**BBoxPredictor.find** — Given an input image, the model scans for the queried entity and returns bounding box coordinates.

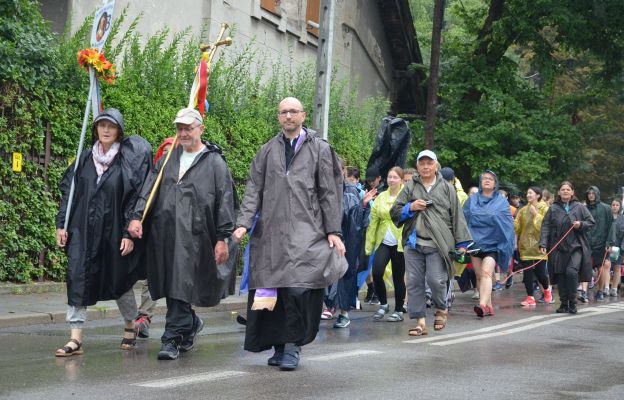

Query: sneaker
[610,288,618,297]
[333,314,351,328]
[521,296,537,306]
[157,341,179,360]
[556,303,569,313]
[364,286,374,303]
[543,288,553,304]
[596,291,605,302]
[180,316,204,352]
[447,292,455,310]
[473,304,485,318]
[578,290,589,303]
[386,311,404,322]
[134,315,151,339]
[492,281,503,291]
[369,294,381,305]
[401,305,408,314]
[321,308,333,320]
[471,291,480,300]
[372,304,389,321]
[425,298,432,308]
[589,277,595,289]
[568,303,578,314]
[505,276,513,289]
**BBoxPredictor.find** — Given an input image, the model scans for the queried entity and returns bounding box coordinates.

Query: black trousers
[555,250,581,306]
[372,243,406,312]
[522,260,550,295]
[161,297,195,344]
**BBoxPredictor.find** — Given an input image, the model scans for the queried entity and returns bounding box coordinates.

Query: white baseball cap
[417,149,437,161]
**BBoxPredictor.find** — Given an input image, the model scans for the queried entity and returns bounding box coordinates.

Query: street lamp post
[312,0,335,141]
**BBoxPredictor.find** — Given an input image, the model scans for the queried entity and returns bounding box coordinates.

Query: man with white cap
[390,150,472,336]
[128,107,235,360]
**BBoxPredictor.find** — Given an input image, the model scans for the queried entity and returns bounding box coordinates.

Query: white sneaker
[471,291,480,300]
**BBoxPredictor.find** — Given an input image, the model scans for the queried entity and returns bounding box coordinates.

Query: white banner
[90,1,115,51]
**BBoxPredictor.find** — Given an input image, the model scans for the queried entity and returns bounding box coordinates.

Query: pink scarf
[92,141,120,184]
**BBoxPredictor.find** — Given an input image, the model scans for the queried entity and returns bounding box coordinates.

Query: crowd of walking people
[53,98,624,370]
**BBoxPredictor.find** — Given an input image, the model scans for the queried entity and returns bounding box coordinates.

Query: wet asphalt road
[1,287,624,400]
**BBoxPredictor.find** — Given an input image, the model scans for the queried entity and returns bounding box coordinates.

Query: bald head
[277,97,306,138]
[279,97,304,111]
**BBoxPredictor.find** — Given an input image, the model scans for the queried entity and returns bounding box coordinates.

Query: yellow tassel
[251,297,277,311]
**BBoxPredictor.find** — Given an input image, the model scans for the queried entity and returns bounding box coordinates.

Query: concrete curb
[0,299,250,329]
[0,278,402,329]
[0,282,66,296]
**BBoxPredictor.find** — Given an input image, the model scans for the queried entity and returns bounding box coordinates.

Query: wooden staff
[141,23,231,223]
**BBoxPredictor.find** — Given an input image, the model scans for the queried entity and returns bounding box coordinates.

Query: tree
[408,0,624,192]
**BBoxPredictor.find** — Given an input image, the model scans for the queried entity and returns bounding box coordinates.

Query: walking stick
[140,23,232,223]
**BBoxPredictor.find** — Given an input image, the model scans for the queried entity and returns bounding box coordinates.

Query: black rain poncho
[131,141,235,307]
[56,133,152,306]
[540,200,595,283]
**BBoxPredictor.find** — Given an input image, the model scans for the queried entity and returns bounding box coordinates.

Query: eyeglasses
[278,109,303,117]
[176,123,201,133]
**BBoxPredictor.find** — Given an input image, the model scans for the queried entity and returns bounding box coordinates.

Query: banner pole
[63,67,95,230]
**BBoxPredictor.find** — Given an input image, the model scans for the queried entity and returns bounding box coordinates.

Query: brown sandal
[120,328,137,350]
[434,309,448,331]
[408,324,428,336]
[55,339,84,357]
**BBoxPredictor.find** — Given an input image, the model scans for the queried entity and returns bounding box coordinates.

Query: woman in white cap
[54,108,152,356]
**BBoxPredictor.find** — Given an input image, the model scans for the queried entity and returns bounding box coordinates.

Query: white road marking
[403,314,553,344]
[307,349,382,361]
[134,371,249,388]
[431,306,622,346]
[402,304,623,347]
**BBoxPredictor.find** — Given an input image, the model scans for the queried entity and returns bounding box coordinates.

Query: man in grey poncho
[233,97,347,371]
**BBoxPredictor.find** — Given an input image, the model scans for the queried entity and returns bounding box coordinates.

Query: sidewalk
[0,282,248,329]
[0,279,424,329]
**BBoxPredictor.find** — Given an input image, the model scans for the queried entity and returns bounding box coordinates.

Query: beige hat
[173,108,202,125]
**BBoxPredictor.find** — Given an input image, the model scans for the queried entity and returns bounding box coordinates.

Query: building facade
[42,0,425,114]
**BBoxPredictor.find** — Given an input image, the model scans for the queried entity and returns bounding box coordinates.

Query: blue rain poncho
[463,170,515,272]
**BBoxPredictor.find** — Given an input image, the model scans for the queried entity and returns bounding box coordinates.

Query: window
[261,0,281,16]
[306,0,320,37]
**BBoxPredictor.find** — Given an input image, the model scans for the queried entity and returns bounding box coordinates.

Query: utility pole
[312,0,335,141]
[424,0,445,149]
